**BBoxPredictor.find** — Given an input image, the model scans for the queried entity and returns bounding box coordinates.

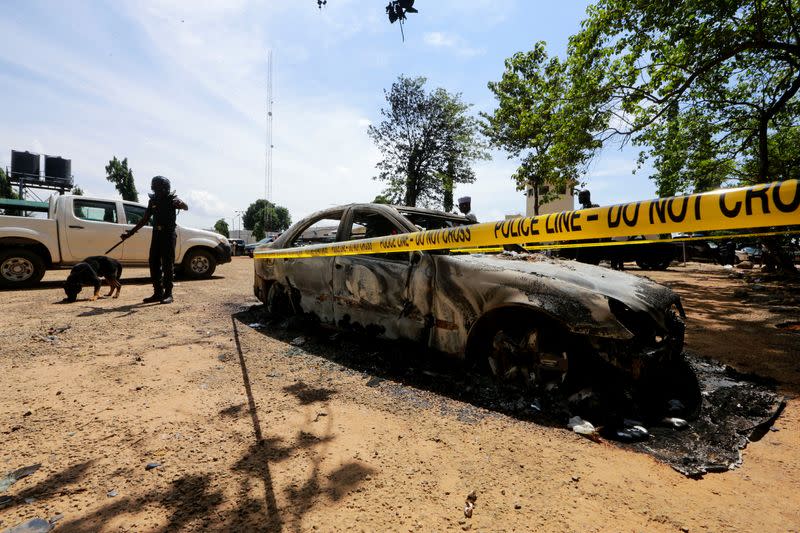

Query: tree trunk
[442,159,454,212]
[405,149,420,207]
[756,114,797,275]
[533,185,539,216]
[757,112,769,182]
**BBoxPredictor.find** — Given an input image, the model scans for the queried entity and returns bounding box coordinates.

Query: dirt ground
[1,257,799,532]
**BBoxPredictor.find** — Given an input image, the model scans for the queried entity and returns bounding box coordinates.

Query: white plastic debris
[567,416,596,436]
[663,417,689,429]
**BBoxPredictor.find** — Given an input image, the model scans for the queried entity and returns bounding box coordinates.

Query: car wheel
[0,248,46,288]
[181,248,217,279]
[486,323,569,388]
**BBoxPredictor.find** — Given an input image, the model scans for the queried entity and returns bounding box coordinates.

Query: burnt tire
[181,248,217,279]
[0,248,46,288]
[471,310,571,389]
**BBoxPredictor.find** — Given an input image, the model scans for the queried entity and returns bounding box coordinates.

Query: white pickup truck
[0,194,232,288]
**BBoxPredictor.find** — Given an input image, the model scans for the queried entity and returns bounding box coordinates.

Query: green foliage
[368,75,488,208]
[0,168,22,216]
[242,199,291,232]
[105,157,139,202]
[252,220,266,241]
[372,194,392,205]
[213,218,230,238]
[0,168,15,199]
[71,186,84,196]
[570,0,800,191]
[482,42,604,214]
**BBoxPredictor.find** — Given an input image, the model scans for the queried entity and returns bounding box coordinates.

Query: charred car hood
[444,253,682,335]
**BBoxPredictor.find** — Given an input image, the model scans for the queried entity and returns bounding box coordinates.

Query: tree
[0,168,22,216]
[372,194,392,204]
[570,0,800,187]
[71,186,84,196]
[105,157,139,202]
[0,168,15,199]
[252,220,266,241]
[570,0,800,272]
[368,75,488,208]
[214,218,230,238]
[482,42,605,214]
[242,199,291,232]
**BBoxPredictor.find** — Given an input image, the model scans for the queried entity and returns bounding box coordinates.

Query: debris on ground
[567,416,598,440]
[2,517,52,533]
[463,491,477,518]
[0,464,41,493]
[290,336,307,346]
[107,489,118,497]
[145,462,161,471]
[247,322,265,329]
[365,376,384,388]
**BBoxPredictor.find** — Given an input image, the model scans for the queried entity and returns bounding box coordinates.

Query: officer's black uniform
[121,176,188,304]
[148,192,179,300]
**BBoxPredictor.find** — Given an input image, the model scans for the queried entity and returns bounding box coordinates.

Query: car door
[332,207,432,342]
[276,210,345,325]
[65,198,125,261]
[121,203,152,263]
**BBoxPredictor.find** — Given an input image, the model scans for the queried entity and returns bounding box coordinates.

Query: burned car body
[253,204,688,393]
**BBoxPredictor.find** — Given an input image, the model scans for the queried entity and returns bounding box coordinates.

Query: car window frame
[73,198,119,224]
[123,203,151,226]
[286,208,347,248]
[339,206,411,263]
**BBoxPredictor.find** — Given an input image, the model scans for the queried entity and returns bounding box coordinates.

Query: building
[525,181,575,216]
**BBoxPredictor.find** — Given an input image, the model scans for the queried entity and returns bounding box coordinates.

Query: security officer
[578,189,599,209]
[458,196,478,223]
[121,176,188,304]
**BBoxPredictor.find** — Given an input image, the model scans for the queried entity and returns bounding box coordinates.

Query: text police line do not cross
[254,179,800,260]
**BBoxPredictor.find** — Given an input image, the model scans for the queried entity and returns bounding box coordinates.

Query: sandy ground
[1,257,799,532]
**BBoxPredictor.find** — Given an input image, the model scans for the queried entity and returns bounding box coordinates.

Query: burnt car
[253,204,691,403]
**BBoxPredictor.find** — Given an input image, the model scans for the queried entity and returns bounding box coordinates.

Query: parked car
[254,203,689,399]
[0,194,231,288]
[735,246,763,263]
[245,236,276,257]
[558,236,676,270]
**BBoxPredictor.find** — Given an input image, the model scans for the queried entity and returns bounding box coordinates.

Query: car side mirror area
[410,250,423,265]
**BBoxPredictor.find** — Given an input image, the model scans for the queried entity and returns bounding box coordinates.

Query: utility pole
[264,49,274,232]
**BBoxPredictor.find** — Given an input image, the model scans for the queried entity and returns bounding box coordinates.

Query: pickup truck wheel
[0,248,46,288]
[182,248,217,279]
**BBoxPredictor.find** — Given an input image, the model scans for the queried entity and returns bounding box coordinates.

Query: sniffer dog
[63,256,123,302]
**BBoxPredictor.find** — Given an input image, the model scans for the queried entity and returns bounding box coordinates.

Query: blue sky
[0,0,656,230]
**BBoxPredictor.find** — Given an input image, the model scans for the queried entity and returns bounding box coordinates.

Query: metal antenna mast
[264,49,274,231]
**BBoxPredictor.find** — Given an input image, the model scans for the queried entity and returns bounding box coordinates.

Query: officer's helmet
[150,175,171,196]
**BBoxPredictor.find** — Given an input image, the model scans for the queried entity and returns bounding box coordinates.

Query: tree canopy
[213,218,230,238]
[242,199,291,233]
[368,75,488,208]
[105,157,139,202]
[482,42,605,214]
[71,186,84,196]
[569,0,800,194]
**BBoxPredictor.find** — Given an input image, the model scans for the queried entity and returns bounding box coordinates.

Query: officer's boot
[143,289,164,303]
[160,291,173,304]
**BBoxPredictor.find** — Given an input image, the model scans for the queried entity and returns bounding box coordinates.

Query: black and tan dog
[63,256,124,302]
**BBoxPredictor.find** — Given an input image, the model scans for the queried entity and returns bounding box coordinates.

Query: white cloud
[186,190,233,218]
[423,31,484,58]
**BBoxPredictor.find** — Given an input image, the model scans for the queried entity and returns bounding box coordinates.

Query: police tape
[449,229,800,254]
[254,179,800,260]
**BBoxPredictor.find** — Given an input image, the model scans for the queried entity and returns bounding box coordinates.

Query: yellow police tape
[254,179,800,260]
